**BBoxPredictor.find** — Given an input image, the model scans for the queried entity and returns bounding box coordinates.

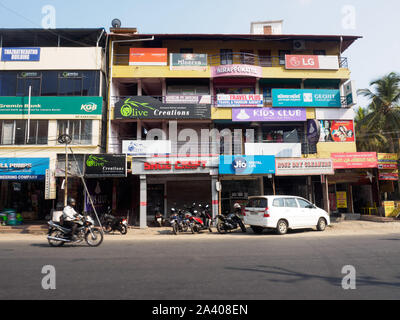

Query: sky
[0,0,399,109]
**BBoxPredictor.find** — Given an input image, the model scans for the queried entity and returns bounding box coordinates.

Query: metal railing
[113,52,348,68]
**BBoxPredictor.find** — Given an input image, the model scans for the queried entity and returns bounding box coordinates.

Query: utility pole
[58,132,72,206]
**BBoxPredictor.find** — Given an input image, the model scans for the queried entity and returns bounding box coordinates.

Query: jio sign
[219,155,275,175]
[232,157,247,174]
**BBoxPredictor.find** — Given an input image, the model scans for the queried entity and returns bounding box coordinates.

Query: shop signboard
[275,158,334,176]
[131,156,218,175]
[84,154,126,178]
[377,153,398,170]
[219,155,275,175]
[383,201,396,217]
[0,158,49,180]
[331,152,378,169]
[211,64,262,78]
[114,96,211,120]
[315,108,355,120]
[129,48,168,66]
[1,47,40,61]
[319,120,355,142]
[217,94,263,107]
[379,171,399,181]
[285,55,339,70]
[272,89,342,107]
[245,143,302,158]
[45,169,56,200]
[232,107,306,122]
[164,95,211,104]
[170,53,208,70]
[342,80,357,107]
[122,140,171,157]
[0,96,103,119]
[336,191,347,208]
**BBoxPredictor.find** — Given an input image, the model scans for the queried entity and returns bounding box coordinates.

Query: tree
[356,72,400,153]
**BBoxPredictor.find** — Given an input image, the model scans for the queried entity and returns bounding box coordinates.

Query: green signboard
[0,96,103,115]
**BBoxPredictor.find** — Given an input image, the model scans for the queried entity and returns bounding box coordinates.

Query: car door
[283,197,300,228]
[296,198,316,227]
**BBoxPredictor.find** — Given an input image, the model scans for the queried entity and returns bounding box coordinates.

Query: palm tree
[357,72,400,153]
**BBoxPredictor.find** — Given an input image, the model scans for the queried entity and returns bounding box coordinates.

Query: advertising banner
[232,107,306,122]
[1,47,40,61]
[129,48,168,66]
[170,53,207,70]
[84,154,126,178]
[0,96,102,118]
[211,64,262,78]
[319,120,355,142]
[245,143,302,158]
[336,191,347,208]
[379,171,399,181]
[164,95,211,104]
[272,89,342,107]
[0,158,49,180]
[219,155,275,175]
[377,153,398,170]
[217,94,263,107]
[122,140,171,157]
[275,158,334,176]
[285,55,339,70]
[114,96,211,119]
[331,152,378,169]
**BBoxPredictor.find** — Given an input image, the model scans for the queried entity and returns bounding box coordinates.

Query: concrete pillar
[139,174,147,229]
[137,120,142,140]
[137,79,142,96]
[211,175,219,220]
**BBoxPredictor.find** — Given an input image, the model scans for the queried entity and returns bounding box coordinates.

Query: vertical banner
[336,191,347,208]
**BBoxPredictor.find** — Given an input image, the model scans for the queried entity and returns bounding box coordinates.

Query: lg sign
[286,55,319,69]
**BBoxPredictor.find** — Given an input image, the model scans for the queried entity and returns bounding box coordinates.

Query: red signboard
[144,161,207,171]
[285,55,320,69]
[331,152,378,169]
[129,48,168,66]
[379,172,399,181]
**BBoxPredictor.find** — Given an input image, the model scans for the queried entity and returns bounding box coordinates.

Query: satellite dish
[111,19,121,28]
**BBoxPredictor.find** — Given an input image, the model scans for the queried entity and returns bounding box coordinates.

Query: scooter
[154,205,165,227]
[170,208,191,234]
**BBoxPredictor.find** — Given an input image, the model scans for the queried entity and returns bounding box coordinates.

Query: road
[1,228,400,300]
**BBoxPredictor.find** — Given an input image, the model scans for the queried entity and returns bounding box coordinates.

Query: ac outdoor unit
[293,40,306,51]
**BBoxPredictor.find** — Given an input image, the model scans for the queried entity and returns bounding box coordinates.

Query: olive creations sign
[114,96,211,119]
[84,154,126,178]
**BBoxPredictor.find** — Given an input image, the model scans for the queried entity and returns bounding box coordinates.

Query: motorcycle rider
[63,198,81,241]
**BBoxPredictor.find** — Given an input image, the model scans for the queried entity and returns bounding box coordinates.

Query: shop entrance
[147,184,165,223]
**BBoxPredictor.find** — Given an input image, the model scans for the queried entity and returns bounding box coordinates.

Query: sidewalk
[1,220,400,242]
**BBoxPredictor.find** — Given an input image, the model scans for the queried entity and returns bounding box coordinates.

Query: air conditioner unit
[293,40,306,51]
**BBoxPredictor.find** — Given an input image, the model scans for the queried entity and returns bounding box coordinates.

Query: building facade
[0,28,107,219]
[107,23,363,228]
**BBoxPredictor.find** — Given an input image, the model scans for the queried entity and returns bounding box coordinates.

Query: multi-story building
[107,21,362,228]
[0,28,107,220]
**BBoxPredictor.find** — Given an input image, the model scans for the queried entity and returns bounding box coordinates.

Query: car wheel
[276,220,288,235]
[317,218,327,231]
[251,226,264,234]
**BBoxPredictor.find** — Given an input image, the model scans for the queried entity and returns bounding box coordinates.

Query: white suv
[244,195,330,235]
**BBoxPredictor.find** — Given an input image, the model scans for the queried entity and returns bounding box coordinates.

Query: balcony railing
[113,52,348,69]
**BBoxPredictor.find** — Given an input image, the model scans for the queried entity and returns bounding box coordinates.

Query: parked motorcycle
[170,208,190,234]
[188,203,213,233]
[47,214,103,247]
[100,207,128,235]
[154,205,165,227]
[216,203,246,234]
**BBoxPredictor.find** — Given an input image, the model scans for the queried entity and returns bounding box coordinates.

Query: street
[1,223,400,300]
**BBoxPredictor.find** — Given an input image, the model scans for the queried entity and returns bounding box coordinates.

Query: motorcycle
[170,208,191,235]
[216,205,246,234]
[154,205,165,227]
[47,214,103,247]
[100,207,128,235]
[188,203,213,233]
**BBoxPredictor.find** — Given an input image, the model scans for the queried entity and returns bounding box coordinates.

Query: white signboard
[122,140,171,157]
[217,94,263,107]
[245,143,302,158]
[275,158,334,176]
[164,95,211,104]
[342,80,357,107]
[315,108,355,120]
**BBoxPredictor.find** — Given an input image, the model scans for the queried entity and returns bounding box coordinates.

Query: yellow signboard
[336,191,347,208]
[383,201,395,217]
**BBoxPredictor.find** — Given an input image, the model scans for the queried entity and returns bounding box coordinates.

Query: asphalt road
[1,231,400,300]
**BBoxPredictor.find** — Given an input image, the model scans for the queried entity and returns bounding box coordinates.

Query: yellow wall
[306,142,357,159]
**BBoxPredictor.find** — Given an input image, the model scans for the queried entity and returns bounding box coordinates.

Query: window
[297,198,312,208]
[16,72,41,96]
[273,198,285,207]
[261,125,304,143]
[284,198,298,208]
[247,198,268,208]
[0,120,48,145]
[220,49,233,65]
[57,120,92,145]
[279,50,291,65]
[180,48,193,53]
[258,50,272,67]
[240,50,254,65]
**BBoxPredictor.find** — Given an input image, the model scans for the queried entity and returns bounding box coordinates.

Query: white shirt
[63,205,78,222]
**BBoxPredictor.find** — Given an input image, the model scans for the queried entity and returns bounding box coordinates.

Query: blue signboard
[219,155,275,175]
[0,158,49,180]
[1,48,41,61]
[272,89,341,107]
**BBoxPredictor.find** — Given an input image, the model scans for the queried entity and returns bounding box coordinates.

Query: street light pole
[58,132,72,206]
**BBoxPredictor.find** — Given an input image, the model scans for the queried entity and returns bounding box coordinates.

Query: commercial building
[0,28,107,220]
[107,21,362,228]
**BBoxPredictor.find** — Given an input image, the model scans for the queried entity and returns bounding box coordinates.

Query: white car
[244,195,330,235]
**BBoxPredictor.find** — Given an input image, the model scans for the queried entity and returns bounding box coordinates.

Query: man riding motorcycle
[62,198,81,241]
